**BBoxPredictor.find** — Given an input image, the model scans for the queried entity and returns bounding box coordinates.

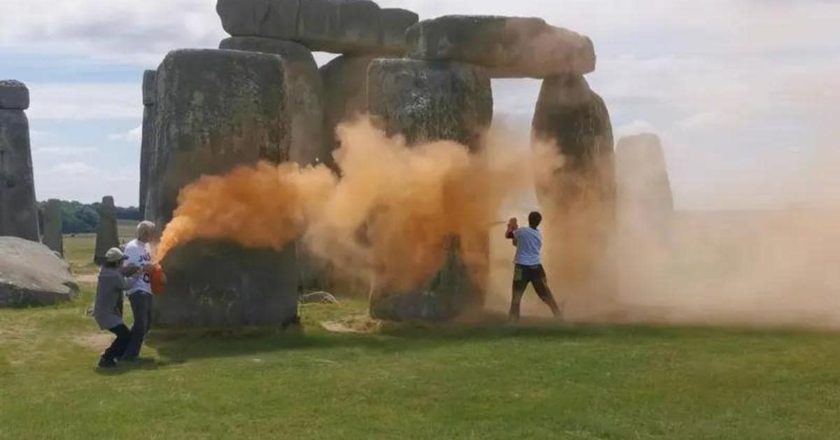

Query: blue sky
[1,0,839,209]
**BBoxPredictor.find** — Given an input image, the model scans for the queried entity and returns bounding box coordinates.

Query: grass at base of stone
[3,289,840,439]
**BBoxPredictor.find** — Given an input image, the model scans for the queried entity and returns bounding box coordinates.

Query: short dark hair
[528,211,542,228]
[103,261,121,269]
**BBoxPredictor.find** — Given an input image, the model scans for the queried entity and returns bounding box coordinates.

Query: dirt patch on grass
[73,332,111,350]
[321,315,383,334]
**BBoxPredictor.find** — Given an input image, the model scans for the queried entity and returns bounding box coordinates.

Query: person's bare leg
[533,272,562,318]
[509,282,527,322]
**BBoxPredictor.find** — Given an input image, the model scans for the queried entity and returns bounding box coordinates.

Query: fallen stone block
[0,237,78,307]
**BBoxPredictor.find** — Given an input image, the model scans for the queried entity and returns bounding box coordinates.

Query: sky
[1,0,839,210]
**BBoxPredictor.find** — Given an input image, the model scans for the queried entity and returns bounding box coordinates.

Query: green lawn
[1,235,839,439]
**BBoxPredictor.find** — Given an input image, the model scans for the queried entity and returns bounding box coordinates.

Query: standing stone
[220,37,326,166]
[532,75,615,307]
[406,16,595,79]
[139,69,157,220]
[616,134,673,215]
[0,80,30,110]
[368,59,493,150]
[220,37,330,294]
[0,237,78,307]
[0,81,39,242]
[93,196,119,265]
[366,59,493,321]
[151,49,299,328]
[616,133,673,244]
[320,55,378,167]
[42,199,64,257]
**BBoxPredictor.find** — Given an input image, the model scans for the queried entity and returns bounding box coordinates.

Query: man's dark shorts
[512,264,548,291]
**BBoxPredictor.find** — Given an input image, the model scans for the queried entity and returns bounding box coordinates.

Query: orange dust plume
[155,117,536,293]
[155,161,336,262]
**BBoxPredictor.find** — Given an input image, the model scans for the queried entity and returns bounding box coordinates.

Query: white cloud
[3,0,840,209]
[108,125,142,142]
[50,161,98,176]
[615,120,659,139]
[27,83,141,121]
[34,145,97,157]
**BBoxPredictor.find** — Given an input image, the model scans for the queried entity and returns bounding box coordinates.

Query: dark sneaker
[97,357,117,369]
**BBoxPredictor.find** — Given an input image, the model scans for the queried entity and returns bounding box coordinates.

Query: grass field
[2,231,840,439]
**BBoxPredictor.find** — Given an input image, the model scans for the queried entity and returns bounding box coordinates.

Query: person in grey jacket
[93,247,145,368]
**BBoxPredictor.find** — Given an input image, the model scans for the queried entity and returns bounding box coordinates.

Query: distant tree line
[37,200,141,234]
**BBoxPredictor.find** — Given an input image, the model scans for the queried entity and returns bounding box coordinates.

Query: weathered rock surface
[0,237,78,307]
[42,199,64,257]
[616,133,673,216]
[366,58,493,321]
[407,16,595,79]
[368,59,493,150]
[94,196,120,265]
[150,49,299,328]
[142,70,157,106]
[220,37,326,165]
[156,240,299,327]
[380,8,420,55]
[300,291,339,304]
[532,75,615,296]
[370,238,485,322]
[216,0,418,55]
[151,49,293,225]
[532,75,613,170]
[139,70,157,219]
[0,80,30,110]
[320,55,377,166]
[0,109,39,241]
[216,0,300,40]
[298,0,380,53]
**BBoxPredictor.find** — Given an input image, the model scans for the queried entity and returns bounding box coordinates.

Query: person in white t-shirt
[121,221,157,361]
[505,211,562,322]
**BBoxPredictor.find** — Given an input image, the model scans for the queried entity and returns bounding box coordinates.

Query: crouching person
[93,248,143,368]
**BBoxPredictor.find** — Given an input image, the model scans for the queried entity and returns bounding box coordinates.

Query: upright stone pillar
[220,37,326,167]
[616,133,673,243]
[139,70,157,220]
[219,37,328,293]
[0,80,39,242]
[320,55,378,169]
[366,59,493,321]
[532,75,616,306]
[93,196,119,265]
[42,199,63,256]
[151,49,299,328]
[368,59,493,150]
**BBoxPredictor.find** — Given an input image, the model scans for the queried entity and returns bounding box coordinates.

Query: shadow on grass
[143,313,777,364]
[93,357,188,376]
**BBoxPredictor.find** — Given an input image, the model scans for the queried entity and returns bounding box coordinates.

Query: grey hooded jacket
[93,267,133,330]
